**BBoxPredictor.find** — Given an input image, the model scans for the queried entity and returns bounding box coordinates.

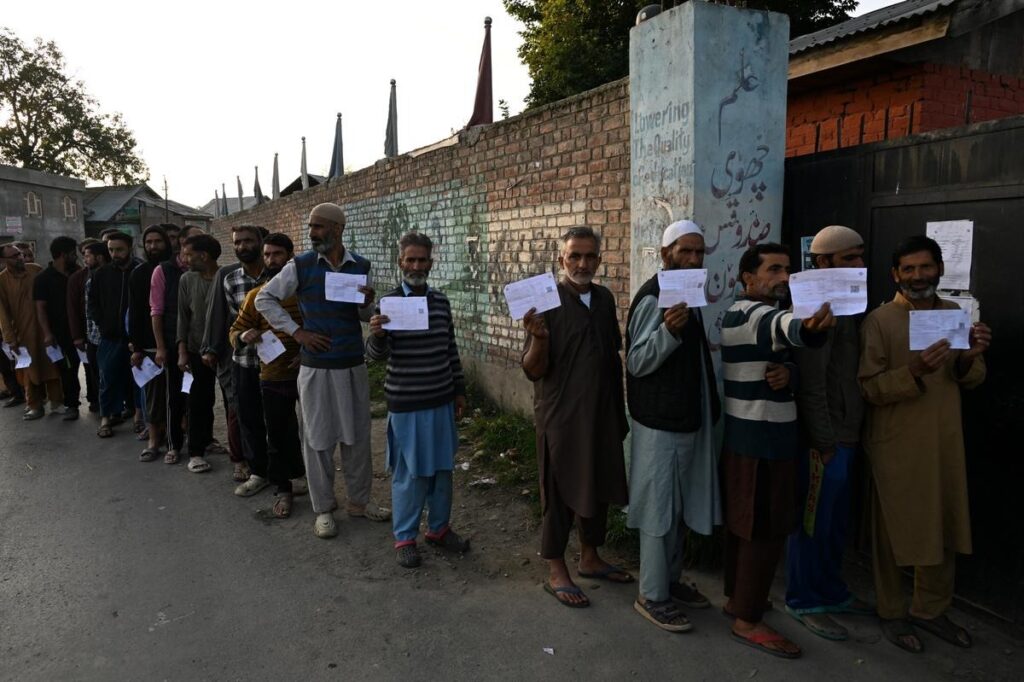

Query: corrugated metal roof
[791,0,957,54]
[83,185,146,222]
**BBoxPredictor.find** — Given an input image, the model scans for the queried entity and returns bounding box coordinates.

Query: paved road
[1,406,1021,681]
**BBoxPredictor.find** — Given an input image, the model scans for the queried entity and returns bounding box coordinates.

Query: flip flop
[187,457,212,473]
[543,582,590,608]
[731,629,802,659]
[577,564,635,583]
[785,605,848,640]
[164,450,180,465]
[139,448,159,463]
[881,618,924,653]
[909,614,972,648]
[97,424,113,438]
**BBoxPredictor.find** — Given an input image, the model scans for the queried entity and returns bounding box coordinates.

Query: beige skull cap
[809,225,863,255]
[661,219,703,247]
[309,202,346,227]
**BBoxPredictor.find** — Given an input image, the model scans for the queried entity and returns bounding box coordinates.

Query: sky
[3,0,899,210]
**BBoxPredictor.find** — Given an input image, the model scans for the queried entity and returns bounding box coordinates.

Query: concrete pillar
[630,1,789,350]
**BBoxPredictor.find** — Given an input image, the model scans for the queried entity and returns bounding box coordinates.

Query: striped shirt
[223,266,267,368]
[719,297,812,460]
[365,283,465,413]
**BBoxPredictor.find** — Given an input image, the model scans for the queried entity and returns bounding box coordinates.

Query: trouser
[186,352,216,458]
[303,436,372,514]
[55,354,81,409]
[84,343,99,406]
[0,351,23,399]
[233,363,267,468]
[97,338,130,418]
[23,375,62,411]
[540,480,608,560]
[785,445,855,611]
[216,364,244,463]
[640,523,688,603]
[143,351,166,428]
[392,455,453,546]
[872,488,956,620]
[261,381,305,492]
[724,530,786,623]
[164,360,187,452]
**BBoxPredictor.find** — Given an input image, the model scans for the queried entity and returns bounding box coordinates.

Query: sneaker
[234,475,269,497]
[396,544,422,569]
[50,404,70,416]
[62,408,80,421]
[2,395,25,408]
[425,528,470,554]
[314,512,338,539]
[22,409,44,421]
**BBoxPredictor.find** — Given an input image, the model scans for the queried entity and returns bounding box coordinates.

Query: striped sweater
[720,297,820,460]
[365,284,466,413]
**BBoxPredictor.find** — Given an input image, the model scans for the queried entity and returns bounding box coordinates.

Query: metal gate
[783,115,1024,623]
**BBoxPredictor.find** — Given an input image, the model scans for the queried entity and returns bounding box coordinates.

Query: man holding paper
[33,236,80,420]
[0,243,61,420]
[624,220,719,632]
[367,232,469,568]
[859,235,990,653]
[256,202,389,539]
[229,233,306,516]
[786,225,873,642]
[521,226,630,608]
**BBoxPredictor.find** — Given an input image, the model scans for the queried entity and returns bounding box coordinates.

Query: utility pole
[162,176,169,222]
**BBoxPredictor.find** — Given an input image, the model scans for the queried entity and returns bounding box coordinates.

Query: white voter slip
[790,268,867,318]
[381,296,429,331]
[656,269,708,308]
[324,272,367,304]
[504,272,561,321]
[909,309,970,351]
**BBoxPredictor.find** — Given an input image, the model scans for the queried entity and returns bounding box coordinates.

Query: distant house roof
[0,164,85,192]
[198,196,263,216]
[84,184,212,222]
[280,174,327,198]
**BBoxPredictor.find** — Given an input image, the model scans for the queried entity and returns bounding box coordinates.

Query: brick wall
[211,79,631,413]
[786,63,1024,156]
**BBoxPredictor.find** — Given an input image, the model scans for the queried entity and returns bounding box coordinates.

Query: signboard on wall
[5,216,23,235]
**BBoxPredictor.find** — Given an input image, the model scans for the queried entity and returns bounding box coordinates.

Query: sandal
[731,628,802,659]
[97,424,113,438]
[139,448,159,463]
[827,596,875,616]
[396,543,421,569]
[232,462,250,482]
[909,614,972,648]
[187,456,212,473]
[133,419,146,435]
[164,450,180,465]
[347,501,391,522]
[272,493,294,518]
[785,606,848,640]
[634,598,693,632]
[425,528,470,554]
[670,580,711,609]
[543,582,590,608]
[577,563,635,583]
[881,618,924,653]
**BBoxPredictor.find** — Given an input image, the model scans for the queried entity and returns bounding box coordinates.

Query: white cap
[661,219,703,247]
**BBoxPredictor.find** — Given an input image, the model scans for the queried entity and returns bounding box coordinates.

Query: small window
[63,196,78,220]
[24,192,41,217]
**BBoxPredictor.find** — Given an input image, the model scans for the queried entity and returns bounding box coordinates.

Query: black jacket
[88,259,139,342]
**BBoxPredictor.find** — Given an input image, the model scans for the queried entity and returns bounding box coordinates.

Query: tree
[505,0,857,108]
[0,28,147,184]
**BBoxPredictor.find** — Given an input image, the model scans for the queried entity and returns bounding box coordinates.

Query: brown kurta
[859,293,985,567]
[524,280,628,517]
[0,264,58,385]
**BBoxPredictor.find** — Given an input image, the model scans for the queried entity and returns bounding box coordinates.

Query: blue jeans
[785,444,855,611]
[97,338,130,419]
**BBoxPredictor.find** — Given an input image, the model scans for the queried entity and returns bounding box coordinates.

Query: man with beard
[34,236,81,420]
[165,224,182,256]
[89,231,137,437]
[859,235,990,653]
[229,233,306,516]
[201,225,265,483]
[177,234,222,473]
[129,225,172,461]
[719,243,834,659]
[521,226,631,608]
[151,225,204,465]
[68,238,102,413]
[367,232,470,568]
[256,202,390,539]
[0,243,62,419]
[625,220,720,631]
